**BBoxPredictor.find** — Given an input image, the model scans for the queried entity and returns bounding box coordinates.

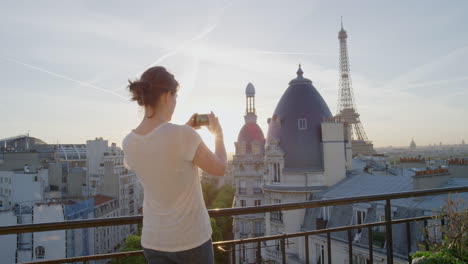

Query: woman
[122,66,227,264]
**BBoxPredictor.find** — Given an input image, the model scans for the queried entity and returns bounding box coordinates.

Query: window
[35,246,45,259]
[298,118,308,130]
[241,244,246,262]
[254,200,261,206]
[315,244,324,264]
[0,200,3,207]
[255,222,263,236]
[271,199,283,223]
[254,180,262,194]
[240,200,246,207]
[376,215,386,232]
[0,177,2,183]
[275,240,281,252]
[427,219,442,243]
[273,163,281,183]
[321,206,332,221]
[239,180,247,194]
[352,255,370,264]
[355,210,366,234]
[240,221,247,235]
[252,143,260,154]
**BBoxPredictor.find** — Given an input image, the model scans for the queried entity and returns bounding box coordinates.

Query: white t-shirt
[122,123,212,252]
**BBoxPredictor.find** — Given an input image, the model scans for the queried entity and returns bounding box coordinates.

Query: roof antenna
[341,16,343,30]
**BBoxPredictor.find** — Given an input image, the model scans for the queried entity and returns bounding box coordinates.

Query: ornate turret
[236,83,265,155]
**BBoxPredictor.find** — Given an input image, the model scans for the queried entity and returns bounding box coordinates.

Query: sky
[1,0,467,153]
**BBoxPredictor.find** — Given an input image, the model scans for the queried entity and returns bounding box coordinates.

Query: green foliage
[212,184,235,209]
[113,235,145,264]
[122,235,142,250]
[202,183,218,208]
[412,196,468,264]
[411,249,465,264]
[211,185,235,239]
[211,218,223,241]
[202,184,235,264]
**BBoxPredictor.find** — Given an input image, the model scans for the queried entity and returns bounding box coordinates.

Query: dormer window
[298,118,307,130]
[355,210,366,234]
[35,246,45,259]
[321,206,332,221]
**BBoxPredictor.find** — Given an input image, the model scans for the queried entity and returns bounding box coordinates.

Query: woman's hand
[207,111,223,137]
[186,113,201,130]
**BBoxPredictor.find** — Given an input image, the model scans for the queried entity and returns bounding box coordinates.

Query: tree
[210,185,235,264]
[412,196,467,264]
[113,235,145,264]
[212,185,235,240]
[202,183,218,208]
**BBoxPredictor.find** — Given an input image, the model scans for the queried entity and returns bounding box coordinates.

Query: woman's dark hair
[128,66,179,118]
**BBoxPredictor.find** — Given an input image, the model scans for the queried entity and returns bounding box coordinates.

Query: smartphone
[194,114,210,127]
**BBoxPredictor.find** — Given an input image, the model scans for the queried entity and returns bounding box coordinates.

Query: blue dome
[267,66,333,170]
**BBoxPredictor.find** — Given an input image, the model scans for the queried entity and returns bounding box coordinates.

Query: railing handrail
[1,186,466,236]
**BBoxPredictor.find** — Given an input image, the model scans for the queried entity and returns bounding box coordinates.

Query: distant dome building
[235,82,265,155]
[266,65,333,170]
[410,138,417,150]
[232,83,266,264]
[0,135,47,152]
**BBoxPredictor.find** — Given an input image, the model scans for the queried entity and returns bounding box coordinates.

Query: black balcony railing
[253,187,263,194]
[0,186,467,264]
[238,187,247,194]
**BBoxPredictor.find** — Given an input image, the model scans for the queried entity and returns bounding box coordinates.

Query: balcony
[238,187,247,195]
[253,187,263,194]
[0,186,466,264]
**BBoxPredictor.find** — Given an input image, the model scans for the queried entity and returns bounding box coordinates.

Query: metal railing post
[281,236,286,264]
[367,226,373,264]
[385,199,394,264]
[406,222,411,261]
[305,234,310,264]
[231,244,236,264]
[257,241,261,264]
[327,232,332,264]
[440,217,445,240]
[347,229,353,264]
[423,219,429,251]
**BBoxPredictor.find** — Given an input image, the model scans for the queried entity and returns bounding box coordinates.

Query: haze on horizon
[1,0,467,152]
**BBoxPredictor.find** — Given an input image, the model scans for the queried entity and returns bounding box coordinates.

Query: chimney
[413,168,450,190]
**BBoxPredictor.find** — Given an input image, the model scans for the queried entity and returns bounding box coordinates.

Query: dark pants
[143,239,214,264]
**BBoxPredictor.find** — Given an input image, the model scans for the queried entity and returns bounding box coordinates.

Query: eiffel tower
[335,18,375,156]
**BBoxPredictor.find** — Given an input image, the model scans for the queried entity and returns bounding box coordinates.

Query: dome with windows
[266,65,333,170]
[237,123,265,154]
